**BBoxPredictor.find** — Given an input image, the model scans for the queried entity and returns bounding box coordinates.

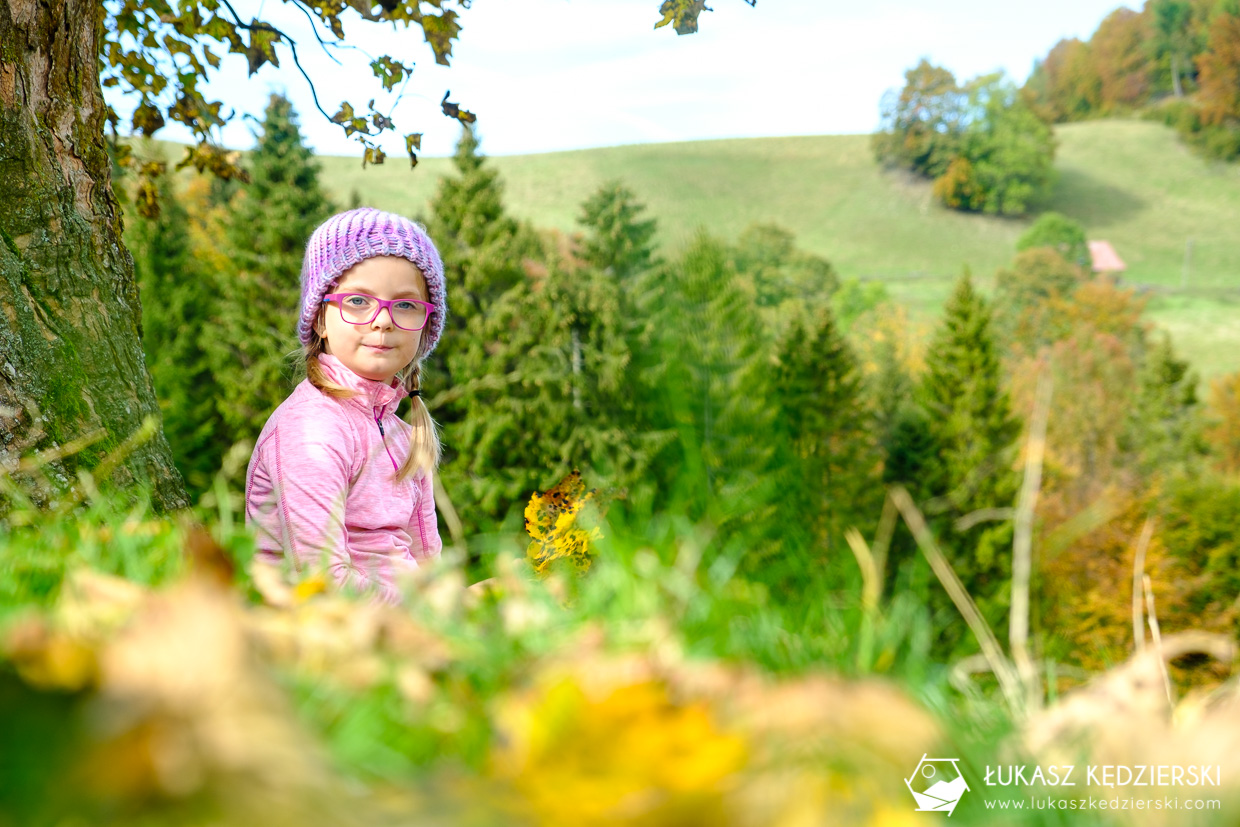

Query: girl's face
[315,255,428,384]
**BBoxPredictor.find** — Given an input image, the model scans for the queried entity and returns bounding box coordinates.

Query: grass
[315,119,1240,382]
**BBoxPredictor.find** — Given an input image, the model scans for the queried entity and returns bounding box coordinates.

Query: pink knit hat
[297,207,447,359]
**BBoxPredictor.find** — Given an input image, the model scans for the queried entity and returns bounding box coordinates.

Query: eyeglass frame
[321,293,436,332]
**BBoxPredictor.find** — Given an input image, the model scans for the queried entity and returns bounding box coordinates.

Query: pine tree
[921,272,1022,630]
[128,158,228,499]
[206,94,335,442]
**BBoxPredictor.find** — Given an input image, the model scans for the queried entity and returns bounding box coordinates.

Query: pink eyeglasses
[322,293,435,331]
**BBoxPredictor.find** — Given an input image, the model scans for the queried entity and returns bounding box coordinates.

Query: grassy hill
[312,120,1238,382]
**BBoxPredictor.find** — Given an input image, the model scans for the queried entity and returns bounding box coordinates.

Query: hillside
[310,120,1240,381]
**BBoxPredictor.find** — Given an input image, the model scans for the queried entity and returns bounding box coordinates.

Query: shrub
[1015,212,1089,268]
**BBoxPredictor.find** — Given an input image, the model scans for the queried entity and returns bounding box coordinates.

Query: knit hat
[297,207,447,359]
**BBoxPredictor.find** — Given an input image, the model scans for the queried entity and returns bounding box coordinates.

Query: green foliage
[0,498,177,616]
[127,159,229,500]
[1015,211,1089,268]
[205,94,336,444]
[0,473,252,618]
[954,75,1057,216]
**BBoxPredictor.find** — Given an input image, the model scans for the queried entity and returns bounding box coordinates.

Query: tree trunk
[0,0,189,512]
[1172,53,1184,98]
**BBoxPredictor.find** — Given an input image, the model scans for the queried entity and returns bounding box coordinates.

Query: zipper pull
[375,414,385,437]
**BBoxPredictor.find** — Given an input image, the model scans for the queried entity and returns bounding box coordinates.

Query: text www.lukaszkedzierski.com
[985,796,1221,811]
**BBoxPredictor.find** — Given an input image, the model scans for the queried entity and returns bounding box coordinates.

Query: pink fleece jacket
[244,353,442,603]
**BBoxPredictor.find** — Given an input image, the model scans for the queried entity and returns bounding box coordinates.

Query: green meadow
[317,119,1240,382]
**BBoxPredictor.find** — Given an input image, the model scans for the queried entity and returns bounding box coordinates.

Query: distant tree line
[1024,0,1240,160]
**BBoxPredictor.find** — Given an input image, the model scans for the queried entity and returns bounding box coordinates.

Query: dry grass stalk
[432,469,466,553]
[1011,370,1052,711]
[844,527,880,614]
[1131,517,1155,653]
[1143,573,1174,707]
[870,493,897,586]
[889,486,1026,718]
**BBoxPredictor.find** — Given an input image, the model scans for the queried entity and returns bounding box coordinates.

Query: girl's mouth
[365,345,393,352]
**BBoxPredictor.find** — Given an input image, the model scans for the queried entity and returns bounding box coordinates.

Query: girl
[244,207,447,604]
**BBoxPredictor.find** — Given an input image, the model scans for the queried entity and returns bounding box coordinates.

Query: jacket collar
[317,353,408,415]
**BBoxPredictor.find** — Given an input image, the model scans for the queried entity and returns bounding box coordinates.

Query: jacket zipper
[374,405,400,472]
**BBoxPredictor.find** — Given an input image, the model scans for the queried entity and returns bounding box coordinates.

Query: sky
[104,0,1142,158]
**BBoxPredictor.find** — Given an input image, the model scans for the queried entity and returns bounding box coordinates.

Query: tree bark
[0,0,189,512]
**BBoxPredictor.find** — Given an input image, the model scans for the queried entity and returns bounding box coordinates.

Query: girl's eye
[394,301,418,311]
[345,296,368,306]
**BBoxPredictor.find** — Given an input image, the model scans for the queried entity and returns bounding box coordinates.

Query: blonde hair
[299,303,442,484]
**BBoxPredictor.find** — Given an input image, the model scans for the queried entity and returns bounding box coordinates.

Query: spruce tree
[206,94,335,442]
[773,306,880,554]
[1123,333,1205,472]
[425,127,538,399]
[577,181,658,283]
[128,160,228,499]
[638,231,780,560]
[576,182,664,509]
[921,273,1021,631]
[429,129,580,533]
